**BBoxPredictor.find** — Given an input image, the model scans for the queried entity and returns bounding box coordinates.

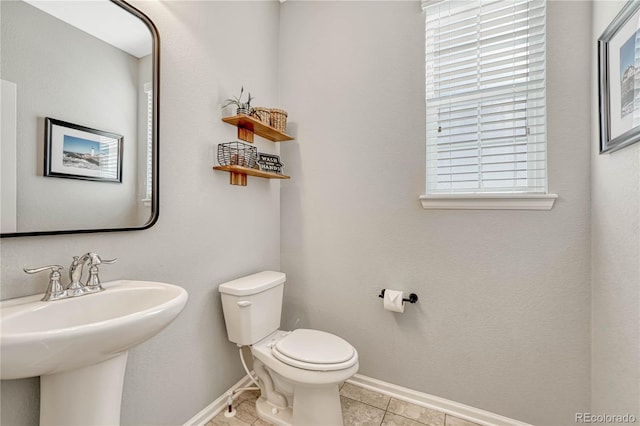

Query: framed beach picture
[598,0,640,153]
[44,118,123,183]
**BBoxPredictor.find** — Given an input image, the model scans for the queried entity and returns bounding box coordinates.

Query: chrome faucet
[24,253,117,301]
[84,253,117,293]
[68,254,90,297]
[23,265,66,301]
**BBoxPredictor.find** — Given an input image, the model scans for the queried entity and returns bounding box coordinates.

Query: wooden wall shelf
[213,165,290,186]
[222,115,293,143]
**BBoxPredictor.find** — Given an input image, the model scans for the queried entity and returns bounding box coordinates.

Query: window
[421,0,556,210]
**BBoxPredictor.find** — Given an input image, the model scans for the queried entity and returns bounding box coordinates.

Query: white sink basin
[1,280,188,425]
[1,280,188,380]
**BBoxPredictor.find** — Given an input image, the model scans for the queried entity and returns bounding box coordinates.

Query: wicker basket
[217,141,257,168]
[252,107,271,125]
[269,108,288,132]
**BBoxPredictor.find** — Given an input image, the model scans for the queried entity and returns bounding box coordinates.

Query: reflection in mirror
[0,0,158,237]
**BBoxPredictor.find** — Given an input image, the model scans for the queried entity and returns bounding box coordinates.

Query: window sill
[419,194,558,210]
[142,198,152,207]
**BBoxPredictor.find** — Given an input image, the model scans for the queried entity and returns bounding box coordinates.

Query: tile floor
[206,382,482,426]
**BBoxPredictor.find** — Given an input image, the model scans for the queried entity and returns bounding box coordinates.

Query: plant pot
[236,106,250,116]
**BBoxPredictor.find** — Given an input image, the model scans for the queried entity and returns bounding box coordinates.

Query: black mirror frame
[1,0,160,238]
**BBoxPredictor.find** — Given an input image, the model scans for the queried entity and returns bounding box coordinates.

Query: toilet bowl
[218,271,359,426]
[250,329,359,425]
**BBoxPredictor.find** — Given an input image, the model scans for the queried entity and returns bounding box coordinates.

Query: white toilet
[218,271,359,426]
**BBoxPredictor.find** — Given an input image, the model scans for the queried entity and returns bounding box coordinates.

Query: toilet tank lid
[218,271,286,296]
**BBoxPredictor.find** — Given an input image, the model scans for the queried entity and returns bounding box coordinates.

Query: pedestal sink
[0,280,188,425]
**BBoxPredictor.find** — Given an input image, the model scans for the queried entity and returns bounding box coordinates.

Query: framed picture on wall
[44,118,123,183]
[598,0,640,153]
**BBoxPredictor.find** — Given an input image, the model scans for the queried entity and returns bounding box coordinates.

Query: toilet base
[255,384,343,426]
[256,397,293,426]
[292,384,344,426]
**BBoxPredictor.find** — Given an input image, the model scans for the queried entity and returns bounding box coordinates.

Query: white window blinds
[144,82,153,201]
[423,0,547,195]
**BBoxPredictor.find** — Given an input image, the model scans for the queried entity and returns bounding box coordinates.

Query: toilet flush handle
[237,301,252,308]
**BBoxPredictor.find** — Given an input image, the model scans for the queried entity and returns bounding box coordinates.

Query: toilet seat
[271,329,357,371]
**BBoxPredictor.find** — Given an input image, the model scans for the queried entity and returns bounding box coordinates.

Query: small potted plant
[223,86,254,116]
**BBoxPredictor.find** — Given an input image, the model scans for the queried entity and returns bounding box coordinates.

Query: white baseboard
[347,374,532,426]
[183,375,253,426]
[184,373,531,426]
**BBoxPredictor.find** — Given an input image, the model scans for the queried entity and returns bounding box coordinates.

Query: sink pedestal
[40,352,128,426]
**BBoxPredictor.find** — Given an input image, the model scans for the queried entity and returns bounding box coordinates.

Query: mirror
[0,0,159,237]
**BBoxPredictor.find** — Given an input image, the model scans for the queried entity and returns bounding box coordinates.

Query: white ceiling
[25,0,152,58]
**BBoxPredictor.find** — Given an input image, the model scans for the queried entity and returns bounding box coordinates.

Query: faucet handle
[24,265,64,275]
[84,255,116,293]
[86,253,117,266]
[23,265,66,301]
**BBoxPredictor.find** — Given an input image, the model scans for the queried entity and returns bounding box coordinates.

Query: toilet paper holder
[378,289,418,304]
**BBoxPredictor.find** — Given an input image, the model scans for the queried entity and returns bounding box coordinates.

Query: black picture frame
[44,117,123,183]
[598,0,640,154]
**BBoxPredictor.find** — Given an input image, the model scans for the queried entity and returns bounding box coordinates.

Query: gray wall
[3,2,637,426]
[1,1,140,231]
[591,1,640,419]
[0,1,282,425]
[278,2,592,425]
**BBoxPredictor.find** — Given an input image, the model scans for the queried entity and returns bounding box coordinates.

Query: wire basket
[269,108,288,132]
[217,141,257,168]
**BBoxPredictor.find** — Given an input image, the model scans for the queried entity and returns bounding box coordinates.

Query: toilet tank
[218,271,285,346]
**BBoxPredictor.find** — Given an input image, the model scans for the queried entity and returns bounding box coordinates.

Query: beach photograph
[62,135,103,170]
